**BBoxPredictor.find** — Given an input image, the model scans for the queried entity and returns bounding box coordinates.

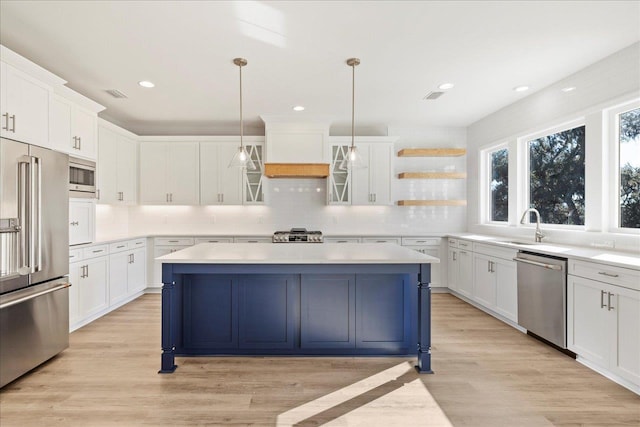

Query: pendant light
[339,57,367,170]
[229,57,256,170]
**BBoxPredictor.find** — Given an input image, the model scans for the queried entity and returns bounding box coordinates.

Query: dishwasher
[514,251,568,349]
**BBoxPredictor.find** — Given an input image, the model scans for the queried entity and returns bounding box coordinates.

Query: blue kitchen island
[157,243,437,374]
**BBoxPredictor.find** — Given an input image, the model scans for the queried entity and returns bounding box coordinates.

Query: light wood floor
[1,293,638,426]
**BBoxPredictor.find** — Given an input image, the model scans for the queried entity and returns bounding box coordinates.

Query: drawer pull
[598,271,619,278]
[607,292,615,311]
[600,290,607,309]
[117,245,125,248]
[168,240,179,243]
[92,250,103,253]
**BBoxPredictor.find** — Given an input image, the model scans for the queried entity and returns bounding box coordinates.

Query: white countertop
[156,243,440,264]
[448,233,640,270]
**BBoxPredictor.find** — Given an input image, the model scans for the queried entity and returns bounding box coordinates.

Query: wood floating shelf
[397,148,466,157]
[398,172,467,179]
[263,163,329,178]
[397,200,467,207]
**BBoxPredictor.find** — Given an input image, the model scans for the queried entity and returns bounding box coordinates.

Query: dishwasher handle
[513,257,563,271]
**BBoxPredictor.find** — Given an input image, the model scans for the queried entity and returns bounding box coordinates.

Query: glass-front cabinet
[328,144,351,204]
[244,144,264,204]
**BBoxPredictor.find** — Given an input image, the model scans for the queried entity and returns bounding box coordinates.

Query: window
[618,107,640,229]
[489,148,508,222]
[527,124,585,225]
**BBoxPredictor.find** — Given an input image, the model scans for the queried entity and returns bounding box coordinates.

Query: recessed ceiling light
[138,80,155,88]
[438,83,455,90]
[561,86,576,92]
[513,85,529,92]
[292,105,305,111]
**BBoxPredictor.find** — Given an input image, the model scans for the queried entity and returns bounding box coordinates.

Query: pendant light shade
[339,57,367,171]
[229,57,256,170]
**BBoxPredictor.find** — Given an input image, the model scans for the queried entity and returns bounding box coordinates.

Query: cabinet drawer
[195,237,233,244]
[473,242,518,261]
[457,240,472,249]
[109,241,129,253]
[69,248,82,263]
[447,238,458,248]
[402,237,440,246]
[234,237,272,243]
[569,260,640,291]
[361,237,401,244]
[324,237,361,243]
[128,238,146,249]
[82,244,109,259]
[155,237,194,246]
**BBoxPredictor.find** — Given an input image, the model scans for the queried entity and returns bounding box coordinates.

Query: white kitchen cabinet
[472,243,518,322]
[109,243,146,305]
[401,237,442,288]
[233,237,273,243]
[473,253,496,307]
[139,142,199,204]
[69,199,95,246]
[447,247,459,292]
[50,94,97,159]
[494,257,518,321]
[0,61,51,147]
[200,142,243,205]
[72,255,109,320]
[457,246,473,298]
[152,237,195,288]
[351,142,393,205]
[328,144,351,204]
[97,125,137,204]
[568,265,640,389]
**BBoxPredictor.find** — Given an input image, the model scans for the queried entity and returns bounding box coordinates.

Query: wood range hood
[261,115,332,179]
[263,163,330,178]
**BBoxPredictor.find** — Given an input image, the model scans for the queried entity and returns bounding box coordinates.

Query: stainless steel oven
[69,157,96,198]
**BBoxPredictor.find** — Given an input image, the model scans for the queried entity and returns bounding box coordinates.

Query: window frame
[481,142,510,225]
[518,118,586,229]
[607,99,640,234]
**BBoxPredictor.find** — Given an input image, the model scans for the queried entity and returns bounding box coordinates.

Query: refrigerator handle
[33,155,42,273]
[18,159,29,273]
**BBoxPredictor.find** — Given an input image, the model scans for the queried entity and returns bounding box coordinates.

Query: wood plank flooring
[1,293,638,426]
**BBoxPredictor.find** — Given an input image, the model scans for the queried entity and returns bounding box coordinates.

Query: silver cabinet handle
[600,290,607,309]
[607,292,615,311]
[96,189,100,200]
[168,240,179,243]
[92,250,103,253]
[78,136,81,150]
[221,193,223,203]
[70,221,79,226]
[131,253,135,263]
[169,193,173,202]
[452,252,457,261]
[85,265,89,278]
[166,193,169,203]
[9,114,16,132]
[2,113,8,130]
[598,271,619,278]
[487,260,491,273]
[373,194,376,202]
[513,257,563,271]
[116,245,125,249]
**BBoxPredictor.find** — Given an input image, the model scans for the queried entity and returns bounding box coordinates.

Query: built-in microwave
[69,157,96,198]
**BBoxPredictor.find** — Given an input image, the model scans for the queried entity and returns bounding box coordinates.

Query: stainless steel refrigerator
[0,137,70,388]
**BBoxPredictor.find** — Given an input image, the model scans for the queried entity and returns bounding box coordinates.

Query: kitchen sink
[497,240,539,246]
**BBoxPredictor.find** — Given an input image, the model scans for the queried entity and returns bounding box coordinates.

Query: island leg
[159,280,177,373]
[416,264,434,374]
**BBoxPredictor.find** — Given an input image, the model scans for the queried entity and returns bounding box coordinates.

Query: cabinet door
[495,258,517,321]
[69,200,95,246]
[50,95,72,153]
[567,276,610,368]
[457,249,473,298]
[238,275,297,349]
[167,142,199,204]
[473,253,497,308]
[199,142,221,205]
[217,143,243,205]
[72,108,97,160]
[109,251,128,305]
[97,126,118,204]
[328,145,351,204]
[350,143,371,205]
[609,286,640,385]
[80,257,108,318]
[356,274,410,350]
[127,248,146,294]
[139,143,168,204]
[369,143,392,205]
[152,246,190,287]
[1,63,50,147]
[116,137,137,203]
[68,262,81,327]
[447,248,458,291]
[301,275,355,348]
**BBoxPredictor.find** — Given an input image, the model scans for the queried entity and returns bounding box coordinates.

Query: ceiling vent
[105,89,128,99]
[423,91,444,100]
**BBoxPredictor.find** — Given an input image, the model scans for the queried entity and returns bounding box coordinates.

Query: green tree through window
[619,108,640,229]
[490,148,508,221]
[528,126,585,225]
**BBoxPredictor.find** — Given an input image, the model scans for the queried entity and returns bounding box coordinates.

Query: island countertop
[156,242,440,264]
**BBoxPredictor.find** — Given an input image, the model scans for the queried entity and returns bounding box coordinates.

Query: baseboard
[69,291,145,333]
[446,289,526,333]
[576,357,640,395]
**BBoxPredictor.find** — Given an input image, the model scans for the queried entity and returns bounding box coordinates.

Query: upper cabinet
[0,61,51,147]
[97,123,137,204]
[200,142,243,205]
[139,141,200,205]
[51,94,99,160]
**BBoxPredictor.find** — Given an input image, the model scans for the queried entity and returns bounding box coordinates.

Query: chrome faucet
[520,208,545,242]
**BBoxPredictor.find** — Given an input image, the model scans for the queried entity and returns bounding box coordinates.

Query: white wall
[96,127,468,238]
[466,42,640,251]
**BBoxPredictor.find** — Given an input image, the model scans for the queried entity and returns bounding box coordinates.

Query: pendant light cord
[351,61,355,150]
[239,61,244,150]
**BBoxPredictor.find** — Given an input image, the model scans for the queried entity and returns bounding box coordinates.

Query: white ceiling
[1,1,639,136]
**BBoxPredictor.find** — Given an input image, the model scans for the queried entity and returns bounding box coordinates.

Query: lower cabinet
[69,256,108,321]
[109,247,146,305]
[471,249,517,322]
[568,274,640,388]
[457,248,473,298]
